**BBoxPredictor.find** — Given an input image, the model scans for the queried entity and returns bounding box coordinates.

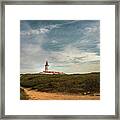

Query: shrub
[20,73,100,95]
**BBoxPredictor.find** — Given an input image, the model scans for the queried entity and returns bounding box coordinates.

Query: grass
[20,72,100,95]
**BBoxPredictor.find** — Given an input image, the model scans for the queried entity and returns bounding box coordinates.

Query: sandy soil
[23,88,100,100]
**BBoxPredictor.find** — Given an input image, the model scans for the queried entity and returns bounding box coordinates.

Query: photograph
[20,20,100,100]
[1,0,118,118]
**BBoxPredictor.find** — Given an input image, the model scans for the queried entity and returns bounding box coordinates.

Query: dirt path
[23,88,100,100]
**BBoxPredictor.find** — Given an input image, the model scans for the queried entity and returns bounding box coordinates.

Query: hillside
[20,72,100,96]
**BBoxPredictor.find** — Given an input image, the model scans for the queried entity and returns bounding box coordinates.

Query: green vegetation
[20,88,29,100]
[20,72,100,95]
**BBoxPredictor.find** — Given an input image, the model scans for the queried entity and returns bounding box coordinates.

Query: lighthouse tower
[45,61,49,72]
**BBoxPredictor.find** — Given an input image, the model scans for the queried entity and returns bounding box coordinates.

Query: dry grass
[22,88,100,100]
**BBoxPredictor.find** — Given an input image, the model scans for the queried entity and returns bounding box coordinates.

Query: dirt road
[22,88,100,100]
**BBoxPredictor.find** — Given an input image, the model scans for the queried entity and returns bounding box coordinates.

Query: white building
[41,61,64,75]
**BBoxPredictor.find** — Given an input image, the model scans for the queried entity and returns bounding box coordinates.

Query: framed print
[0,0,119,119]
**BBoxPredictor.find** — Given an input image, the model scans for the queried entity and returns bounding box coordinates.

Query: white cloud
[51,40,58,44]
[20,24,60,36]
[20,28,48,36]
[52,45,100,63]
[20,21,80,36]
[21,44,100,74]
[84,26,98,33]
[39,28,49,34]
[97,43,100,49]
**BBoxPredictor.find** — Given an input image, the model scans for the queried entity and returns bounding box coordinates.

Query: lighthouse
[45,61,49,71]
[41,61,64,74]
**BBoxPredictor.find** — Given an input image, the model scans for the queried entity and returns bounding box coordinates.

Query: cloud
[20,23,62,36]
[84,26,98,33]
[97,43,100,49]
[20,24,57,36]
[51,40,58,44]
[21,45,100,74]
[20,20,80,36]
[20,28,49,36]
[49,45,100,64]
[20,20,100,74]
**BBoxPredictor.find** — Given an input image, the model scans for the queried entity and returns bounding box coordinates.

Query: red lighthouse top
[45,61,49,66]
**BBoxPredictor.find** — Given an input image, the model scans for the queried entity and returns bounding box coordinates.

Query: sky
[20,20,100,74]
